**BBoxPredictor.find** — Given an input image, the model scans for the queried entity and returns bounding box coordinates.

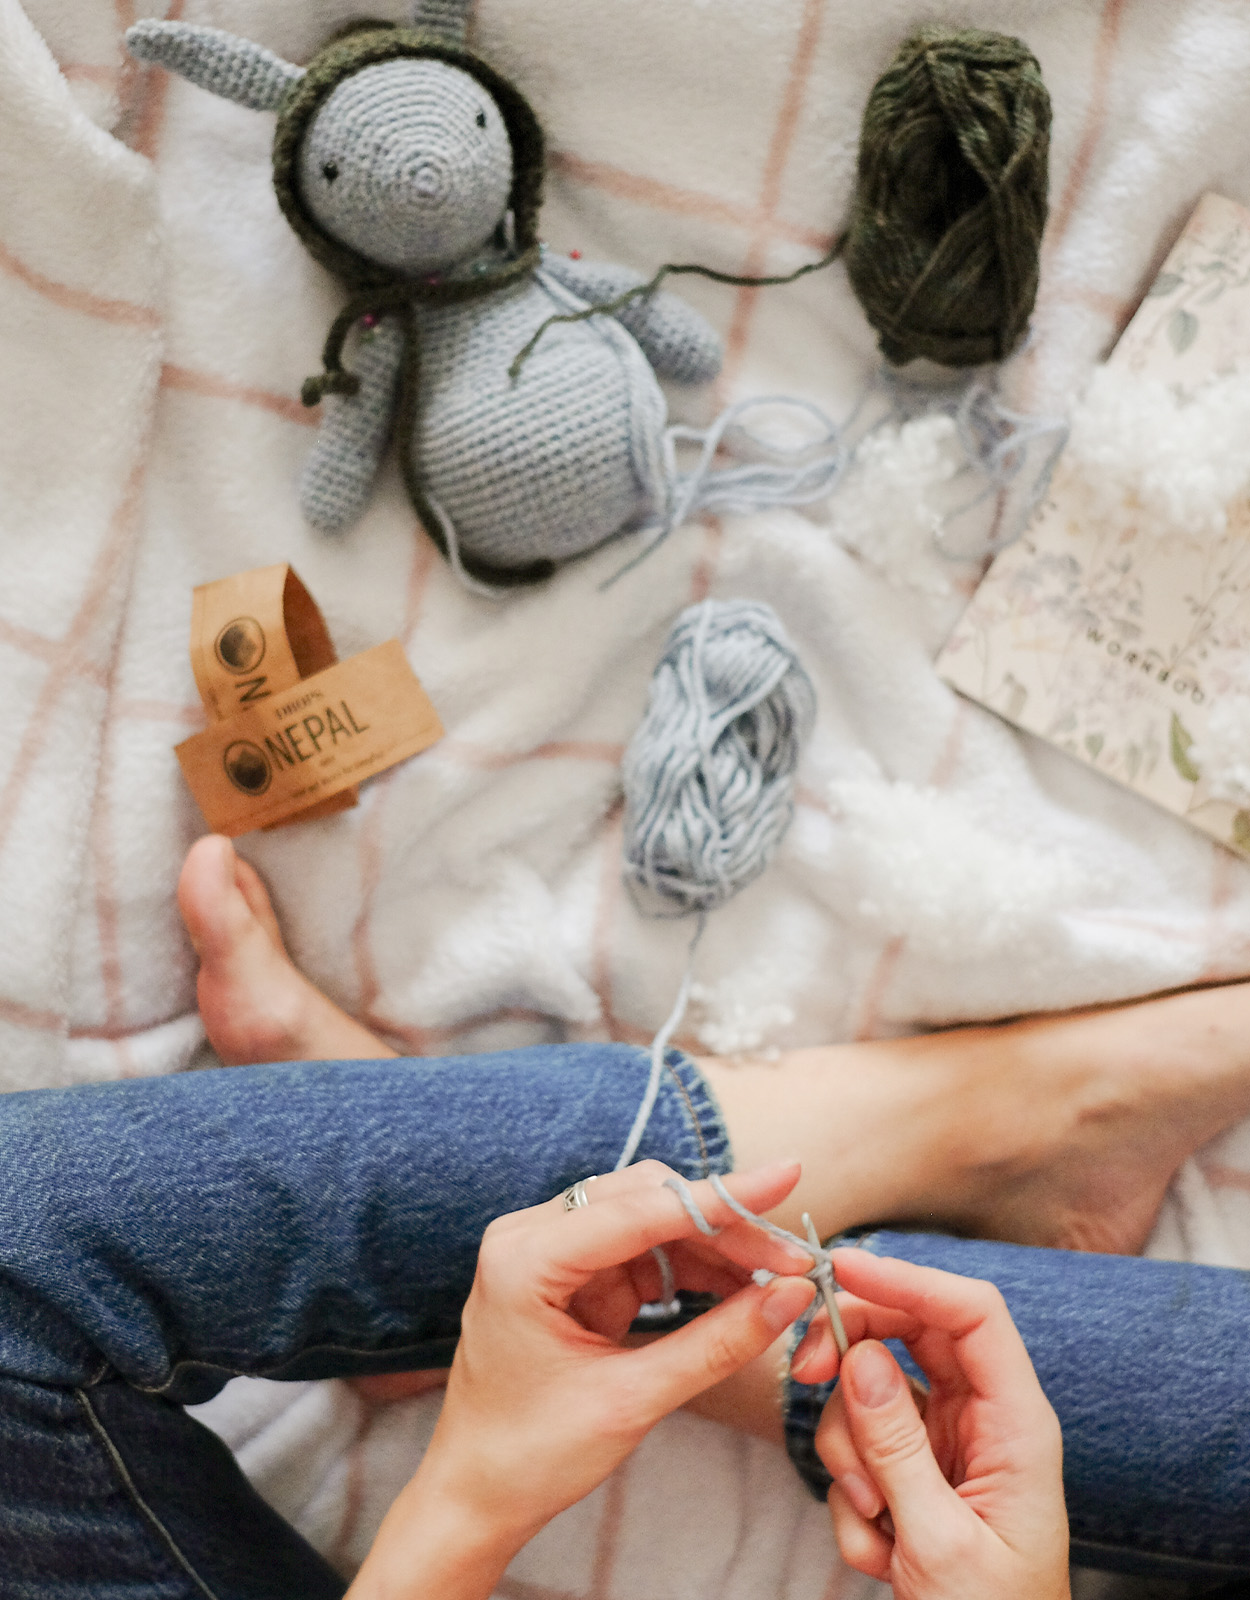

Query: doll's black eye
[476,110,487,128]
[322,160,340,183]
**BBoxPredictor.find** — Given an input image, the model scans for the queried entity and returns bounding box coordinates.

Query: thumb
[627,1276,814,1420]
[841,1341,964,1543]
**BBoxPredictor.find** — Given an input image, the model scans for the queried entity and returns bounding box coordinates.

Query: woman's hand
[796,1249,1070,1600]
[348,1159,816,1600]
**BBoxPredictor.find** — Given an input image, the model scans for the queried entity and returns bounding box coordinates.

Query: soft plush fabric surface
[9,0,1250,1594]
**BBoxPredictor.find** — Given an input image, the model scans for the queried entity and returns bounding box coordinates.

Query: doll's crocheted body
[125,15,723,583]
[305,256,720,568]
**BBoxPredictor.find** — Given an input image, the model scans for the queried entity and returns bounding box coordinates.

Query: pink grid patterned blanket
[9,1,1250,1594]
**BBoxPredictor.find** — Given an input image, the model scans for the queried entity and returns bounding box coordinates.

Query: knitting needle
[803,1212,849,1358]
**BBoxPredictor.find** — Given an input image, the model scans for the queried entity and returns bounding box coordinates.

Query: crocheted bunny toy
[125,1,728,588]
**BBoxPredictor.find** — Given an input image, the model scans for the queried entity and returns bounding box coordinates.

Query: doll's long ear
[124,21,303,112]
[409,0,471,45]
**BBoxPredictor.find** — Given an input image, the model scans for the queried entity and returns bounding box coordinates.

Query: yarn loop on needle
[664,1174,850,1357]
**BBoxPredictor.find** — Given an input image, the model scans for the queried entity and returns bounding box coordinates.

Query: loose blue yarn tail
[605,395,846,586]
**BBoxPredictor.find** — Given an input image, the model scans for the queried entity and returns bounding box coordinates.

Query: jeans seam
[83,1355,112,1388]
[131,1336,456,1397]
[1069,1530,1250,1574]
[660,1049,731,1178]
[75,1388,225,1600]
[664,1051,710,1174]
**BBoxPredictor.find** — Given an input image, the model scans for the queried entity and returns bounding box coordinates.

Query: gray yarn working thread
[944,380,1068,557]
[664,1175,850,1358]
[830,364,1068,564]
[614,600,815,1178]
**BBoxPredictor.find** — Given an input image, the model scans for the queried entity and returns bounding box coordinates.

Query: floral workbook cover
[937,191,1250,860]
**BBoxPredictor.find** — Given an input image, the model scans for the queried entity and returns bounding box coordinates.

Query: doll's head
[125,5,543,285]
[296,57,512,274]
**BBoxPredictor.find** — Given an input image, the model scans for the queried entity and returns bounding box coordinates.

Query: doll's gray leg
[300,318,405,535]
[540,254,723,385]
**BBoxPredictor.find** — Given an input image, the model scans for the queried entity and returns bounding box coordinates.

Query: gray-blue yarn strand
[615,598,815,1279]
[605,396,846,586]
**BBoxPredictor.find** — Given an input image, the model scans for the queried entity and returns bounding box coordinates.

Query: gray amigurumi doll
[126,1,726,588]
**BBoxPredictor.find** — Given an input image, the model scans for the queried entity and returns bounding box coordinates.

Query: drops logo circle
[215,617,266,675]
[223,740,271,796]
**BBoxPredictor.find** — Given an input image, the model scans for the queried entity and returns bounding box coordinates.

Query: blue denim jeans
[0,1045,727,1598]
[2,1048,1249,1596]
[785,1230,1250,1585]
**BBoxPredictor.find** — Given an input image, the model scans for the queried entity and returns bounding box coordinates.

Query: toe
[178,835,246,959]
[233,852,288,954]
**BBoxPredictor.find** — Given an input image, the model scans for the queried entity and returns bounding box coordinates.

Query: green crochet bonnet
[270,20,546,293]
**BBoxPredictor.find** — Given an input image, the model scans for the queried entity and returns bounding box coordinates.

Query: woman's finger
[831,1250,1050,1415]
[837,1340,974,1549]
[828,1483,895,1581]
[814,1385,882,1520]
[788,1293,920,1387]
[655,1249,750,1302]
[525,1159,802,1228]
[570,1264,642,1341]
[509,1164,812,1295]
[619,1275,815,1417]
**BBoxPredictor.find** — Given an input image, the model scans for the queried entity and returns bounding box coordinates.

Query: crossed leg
[180,833,1250,1259]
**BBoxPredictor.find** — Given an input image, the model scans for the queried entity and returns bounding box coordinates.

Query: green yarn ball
[844,27,1051,368]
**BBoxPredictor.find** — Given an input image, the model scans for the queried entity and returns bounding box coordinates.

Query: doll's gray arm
[541,255,723,385]
[300,320,405,535]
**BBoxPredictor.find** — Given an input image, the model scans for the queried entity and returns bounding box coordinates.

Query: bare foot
[703,982,1250,1256]
[946,990,1250,1253]
[178,834,396,1066]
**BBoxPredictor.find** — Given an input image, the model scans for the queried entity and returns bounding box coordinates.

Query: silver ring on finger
[561,1177,595,1211]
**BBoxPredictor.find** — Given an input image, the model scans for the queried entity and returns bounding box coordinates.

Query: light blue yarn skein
[621,599,816,919]
[615,599,816,1175]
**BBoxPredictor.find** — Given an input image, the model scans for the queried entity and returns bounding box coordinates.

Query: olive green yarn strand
[299,243,543,409]
[508,237,847,383]
[845,27,1050,368]
[301,286,407,406]
[508,26,1050,384]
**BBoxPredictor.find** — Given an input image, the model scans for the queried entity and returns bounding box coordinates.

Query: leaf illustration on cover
[1147,271,1184,298]
[1234,811,1250,855]
[1085,733,1104,760]
[1167,307,1199,354]
[1169,712,1201,783]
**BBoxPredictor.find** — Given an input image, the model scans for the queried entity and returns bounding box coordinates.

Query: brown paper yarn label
[177,565,443,837]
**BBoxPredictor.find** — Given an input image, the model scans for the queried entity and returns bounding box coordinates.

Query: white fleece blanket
[9,0,1250,1594]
